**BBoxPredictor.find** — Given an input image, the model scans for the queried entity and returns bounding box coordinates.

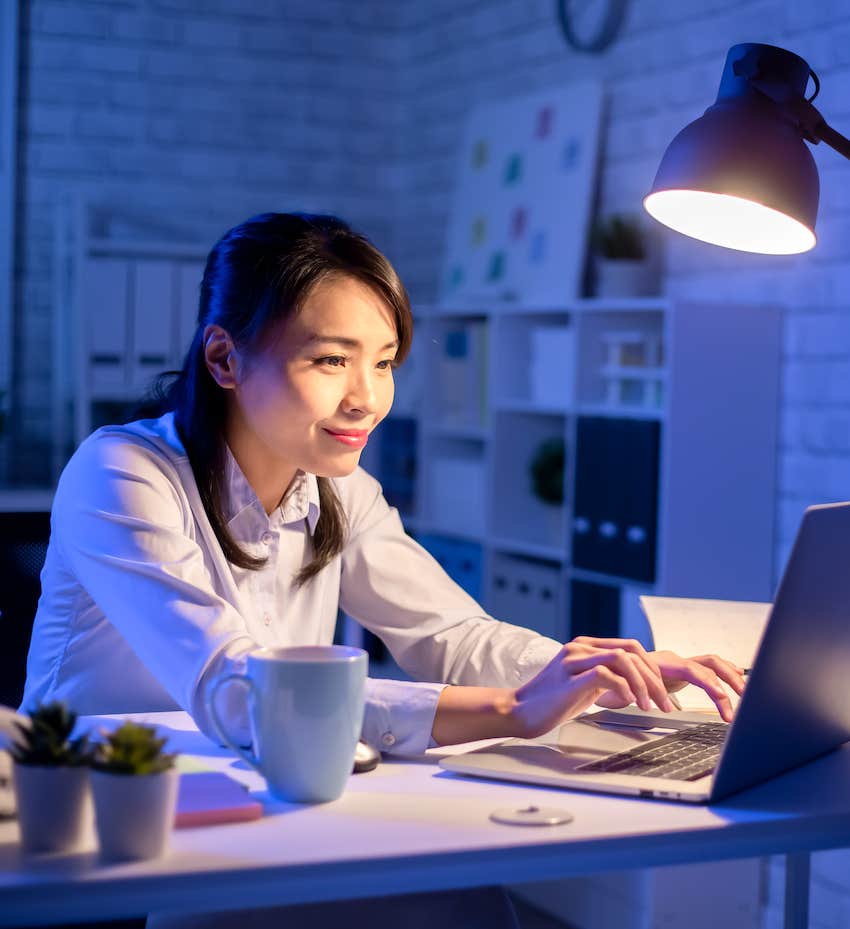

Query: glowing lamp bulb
[644,189,816,255]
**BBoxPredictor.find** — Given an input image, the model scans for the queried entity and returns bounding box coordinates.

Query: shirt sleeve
[337,468,565,691]
[53,432,256,733]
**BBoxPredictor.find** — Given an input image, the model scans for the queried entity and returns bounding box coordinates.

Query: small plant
[92,721,176,776]
[10,701,91,767]
[530,437,565,505]
[593,213,647,260]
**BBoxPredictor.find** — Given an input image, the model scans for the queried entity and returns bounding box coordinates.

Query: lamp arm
[755,84,850,162]
[784,94,850,159]
[810,115,850,161]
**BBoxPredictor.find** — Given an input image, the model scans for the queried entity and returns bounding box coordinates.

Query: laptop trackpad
[476,716,672,775]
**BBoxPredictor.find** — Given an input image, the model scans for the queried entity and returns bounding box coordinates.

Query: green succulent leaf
[92,721,176,775]
[10,701,92,766]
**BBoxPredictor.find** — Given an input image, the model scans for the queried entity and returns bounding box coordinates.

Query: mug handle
[205,672,261,771]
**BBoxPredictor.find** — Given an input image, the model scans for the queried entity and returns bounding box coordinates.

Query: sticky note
[505,154,522,184]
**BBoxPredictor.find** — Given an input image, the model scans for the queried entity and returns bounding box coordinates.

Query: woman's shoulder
[329,467,393,535]
[329,465,381,507]
[58,413,189,500]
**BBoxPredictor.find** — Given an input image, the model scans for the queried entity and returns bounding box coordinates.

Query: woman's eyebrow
[305,334,399,352]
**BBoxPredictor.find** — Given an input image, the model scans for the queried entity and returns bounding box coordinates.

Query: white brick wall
[388,1,850,924]
[13,0,402,481]
[11,0,850,921]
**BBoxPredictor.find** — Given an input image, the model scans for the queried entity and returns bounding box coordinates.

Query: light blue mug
[206,645,367,803]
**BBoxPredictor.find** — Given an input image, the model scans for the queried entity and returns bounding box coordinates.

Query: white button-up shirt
[22,413,563,754]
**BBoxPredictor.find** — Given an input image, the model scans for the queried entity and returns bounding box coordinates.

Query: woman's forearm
[431,685,523,746]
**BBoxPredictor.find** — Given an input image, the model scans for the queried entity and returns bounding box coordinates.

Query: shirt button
[380,731,396,748]
[261,531,274,545]
[263,613,271,626]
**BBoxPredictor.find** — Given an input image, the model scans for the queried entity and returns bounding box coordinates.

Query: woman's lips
[323,428,369,449]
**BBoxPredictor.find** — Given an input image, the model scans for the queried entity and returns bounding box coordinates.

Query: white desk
[1,712,849,928]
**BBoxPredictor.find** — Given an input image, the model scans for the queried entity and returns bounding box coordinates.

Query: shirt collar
[223,447,321,534]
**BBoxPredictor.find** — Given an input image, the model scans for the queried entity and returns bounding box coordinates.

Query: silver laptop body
[440,502,850,803]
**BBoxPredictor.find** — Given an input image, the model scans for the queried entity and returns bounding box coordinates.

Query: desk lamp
[644,43,850,254]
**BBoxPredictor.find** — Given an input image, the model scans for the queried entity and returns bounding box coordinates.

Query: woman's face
[225,274,398,487]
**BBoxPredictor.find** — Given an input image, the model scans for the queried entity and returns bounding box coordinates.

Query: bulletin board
[440,82,604,307]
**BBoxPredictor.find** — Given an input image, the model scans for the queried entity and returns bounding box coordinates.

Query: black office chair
[0,511,51,709]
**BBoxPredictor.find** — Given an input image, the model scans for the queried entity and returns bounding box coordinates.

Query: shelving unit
[362,297,782,651]
[52,200,209,477]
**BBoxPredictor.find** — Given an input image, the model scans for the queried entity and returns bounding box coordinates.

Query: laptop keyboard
[575,722,729,781]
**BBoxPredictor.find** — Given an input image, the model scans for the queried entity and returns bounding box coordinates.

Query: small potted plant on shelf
[530,437,565,506]
[530,437,566,546]
[90,720,178,862]
[10,701,93,853]
[592,212,659,297]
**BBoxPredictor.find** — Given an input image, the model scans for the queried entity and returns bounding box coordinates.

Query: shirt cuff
[362,678,447,756]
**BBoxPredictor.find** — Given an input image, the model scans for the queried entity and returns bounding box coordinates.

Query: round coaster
[489,805,574,827]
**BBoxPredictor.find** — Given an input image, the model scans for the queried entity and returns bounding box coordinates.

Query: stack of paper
[639,596,771,713]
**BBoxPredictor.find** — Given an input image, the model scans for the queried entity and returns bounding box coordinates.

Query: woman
[23,211,742,751]
[22,213,742,928]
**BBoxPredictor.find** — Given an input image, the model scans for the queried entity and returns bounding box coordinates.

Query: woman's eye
[376,359,396,370]
[317,355,346,367]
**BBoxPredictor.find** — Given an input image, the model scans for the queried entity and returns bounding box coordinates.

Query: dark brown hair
[163,213,413,585]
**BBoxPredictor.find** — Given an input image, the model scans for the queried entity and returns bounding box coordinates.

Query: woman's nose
[343,368,377,413]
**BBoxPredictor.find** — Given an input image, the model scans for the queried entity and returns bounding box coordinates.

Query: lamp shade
[644,44,819,254]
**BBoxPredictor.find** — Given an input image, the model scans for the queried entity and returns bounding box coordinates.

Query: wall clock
[557,0,629,54]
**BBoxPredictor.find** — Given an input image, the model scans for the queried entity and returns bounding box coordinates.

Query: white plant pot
[91,767,179,862]
[12,763,92,854]
[594,258,660,298]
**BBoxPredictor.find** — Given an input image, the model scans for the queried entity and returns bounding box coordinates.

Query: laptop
[440,502,850,803]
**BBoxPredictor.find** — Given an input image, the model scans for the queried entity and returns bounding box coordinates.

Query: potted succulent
[10,702,93,853]
[592,213,659,297]
[90,721,178,862]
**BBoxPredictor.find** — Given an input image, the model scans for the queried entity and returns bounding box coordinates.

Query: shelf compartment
[370,416,418,518]
[491,411,568,552]
[576,310,666,412]
[420,436,488,538]
[491,312,575,411]
[415,533,483,601]
[425,316,488,429]
[486,552,565,640]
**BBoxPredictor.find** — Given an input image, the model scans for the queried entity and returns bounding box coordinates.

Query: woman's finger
[578,664,635,708]
[688,654,746,696]
[565,647,672,713]
[675,661,735,722]
[575,637,667,691]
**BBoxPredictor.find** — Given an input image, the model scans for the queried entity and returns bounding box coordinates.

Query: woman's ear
[203,324,240,389]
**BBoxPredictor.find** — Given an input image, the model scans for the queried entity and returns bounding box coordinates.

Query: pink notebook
[175,772,264,828]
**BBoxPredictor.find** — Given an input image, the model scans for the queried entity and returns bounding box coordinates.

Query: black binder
[569,579,620,639]
[572,416,660,583]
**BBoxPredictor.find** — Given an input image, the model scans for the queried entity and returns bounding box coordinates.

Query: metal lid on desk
[489,805,574,826]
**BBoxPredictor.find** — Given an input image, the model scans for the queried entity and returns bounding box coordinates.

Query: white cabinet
[364,297,781,647]
[69,242,207,448]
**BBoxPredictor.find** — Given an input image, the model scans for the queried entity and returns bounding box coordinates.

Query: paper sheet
[639,596,771,712]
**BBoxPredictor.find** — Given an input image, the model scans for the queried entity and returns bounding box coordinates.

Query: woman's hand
[431,638,747,746]
[589,643,746,722]
[511,637,676,739]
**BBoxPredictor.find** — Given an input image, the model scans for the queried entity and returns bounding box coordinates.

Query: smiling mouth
[323,428,369,449]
